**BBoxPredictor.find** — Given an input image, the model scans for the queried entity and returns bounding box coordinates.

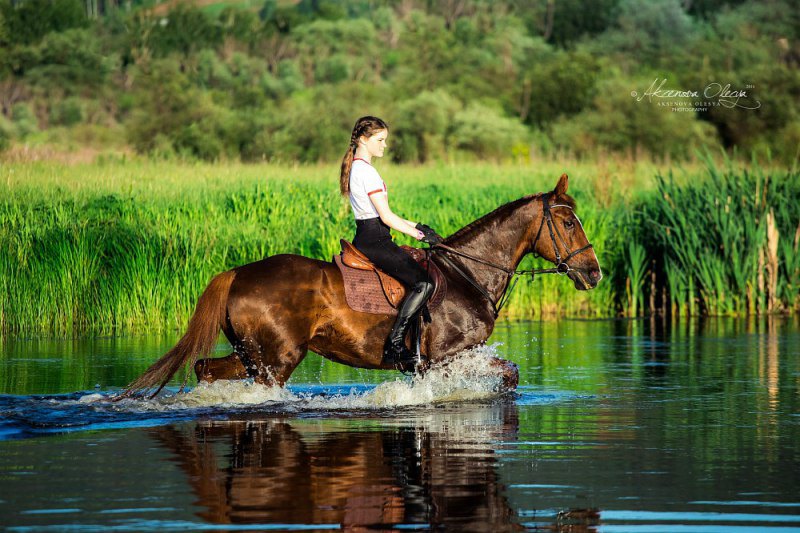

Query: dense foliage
[1,0,798,163]
[1,160,797,334]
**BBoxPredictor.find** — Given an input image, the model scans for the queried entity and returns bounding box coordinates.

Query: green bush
[50,97,85,126]
[195,49,233,89]
[11,102,38,138]
[127,58,239,160]
[526,49,601,126]
[770,122,800,165]
[0,8,7,46]
[252,82,392,163]
[314,53,351,83]
[146,4,222,58]
[276,60,305,95]
[450,102,529,159]
[391,89,461,163]
[0,114,13,151]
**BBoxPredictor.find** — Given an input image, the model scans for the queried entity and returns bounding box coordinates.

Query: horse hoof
[491,358,519,391]
[194,360,214,383]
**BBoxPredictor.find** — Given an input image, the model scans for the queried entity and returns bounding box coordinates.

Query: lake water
[1,317,799,531]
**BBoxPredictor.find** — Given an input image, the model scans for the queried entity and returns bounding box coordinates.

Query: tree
[26,28,110,89]
[0,0,86,45]
[451,101,530,159]
[524,49,600,126]
[392,89,461,162]
[508,0,618,46]
[127,58,230,160]
[146,4,222,59]
[593,0,697,62]
[292,18,379,85]
[547,0,618,46]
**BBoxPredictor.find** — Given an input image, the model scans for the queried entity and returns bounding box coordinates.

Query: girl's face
[360,129,388,158]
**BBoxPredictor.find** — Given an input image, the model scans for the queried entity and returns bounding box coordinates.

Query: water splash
[99,343,510,411]
[323,344,508,408]
[109,380,297,412]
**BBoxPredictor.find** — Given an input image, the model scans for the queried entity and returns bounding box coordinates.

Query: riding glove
[415,223,444,245]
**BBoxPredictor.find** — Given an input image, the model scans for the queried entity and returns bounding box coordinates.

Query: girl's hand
[415,223,444,245]
[416,230,425,240]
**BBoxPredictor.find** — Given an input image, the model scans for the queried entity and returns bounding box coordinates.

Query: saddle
[334,239,446,315]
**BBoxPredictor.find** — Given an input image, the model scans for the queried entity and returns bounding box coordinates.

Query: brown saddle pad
[334,239,446,315]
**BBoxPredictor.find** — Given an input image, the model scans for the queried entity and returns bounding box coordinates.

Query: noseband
[431,193,594,318]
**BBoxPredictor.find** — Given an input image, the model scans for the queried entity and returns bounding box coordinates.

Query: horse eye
[564,219,575,229]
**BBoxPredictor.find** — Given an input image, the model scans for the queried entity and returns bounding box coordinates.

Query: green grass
[0,158,797,335]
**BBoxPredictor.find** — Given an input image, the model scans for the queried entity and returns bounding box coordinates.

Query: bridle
[533,192,595,275]
[430,193,594,318]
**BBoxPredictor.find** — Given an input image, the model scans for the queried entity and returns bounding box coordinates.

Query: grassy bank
[1,158,797,335]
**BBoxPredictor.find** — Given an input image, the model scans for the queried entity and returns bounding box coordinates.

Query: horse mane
[444,191,577,243]
[445,195,537,243]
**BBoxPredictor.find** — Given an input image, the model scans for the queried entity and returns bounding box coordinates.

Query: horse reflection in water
[152,404,520,530]
[151,404,600,531]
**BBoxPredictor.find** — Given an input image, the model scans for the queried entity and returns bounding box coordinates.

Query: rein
[430,193,594,318]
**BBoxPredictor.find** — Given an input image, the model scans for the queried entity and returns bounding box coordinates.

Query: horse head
[530,174,602,291]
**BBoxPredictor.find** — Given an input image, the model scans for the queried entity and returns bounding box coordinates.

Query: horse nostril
[589,269,601,282]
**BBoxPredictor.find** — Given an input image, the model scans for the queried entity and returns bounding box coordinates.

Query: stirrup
[383,340,418,374]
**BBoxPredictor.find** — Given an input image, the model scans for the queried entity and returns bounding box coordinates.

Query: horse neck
[442,196,541,301]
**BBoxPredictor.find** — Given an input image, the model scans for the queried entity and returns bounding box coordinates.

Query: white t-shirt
[349,158,387,220]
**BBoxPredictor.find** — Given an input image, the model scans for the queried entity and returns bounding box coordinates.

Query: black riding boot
[384,280,434,370]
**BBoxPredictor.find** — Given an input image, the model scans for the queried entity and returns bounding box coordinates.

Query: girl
[339,116,442,369]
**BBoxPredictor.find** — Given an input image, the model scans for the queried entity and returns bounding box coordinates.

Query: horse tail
[117,269,237,399]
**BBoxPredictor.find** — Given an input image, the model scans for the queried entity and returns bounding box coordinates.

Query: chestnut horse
[121,174,601,398]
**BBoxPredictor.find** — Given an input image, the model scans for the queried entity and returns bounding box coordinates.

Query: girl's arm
[370,193,424,240]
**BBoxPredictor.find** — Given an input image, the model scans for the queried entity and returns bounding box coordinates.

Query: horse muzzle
[568,267,603,290]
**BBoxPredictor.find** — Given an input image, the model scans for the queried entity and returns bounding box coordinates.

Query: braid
[339,115,388,196]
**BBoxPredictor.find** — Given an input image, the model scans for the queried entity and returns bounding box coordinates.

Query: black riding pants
[353,217,429,289]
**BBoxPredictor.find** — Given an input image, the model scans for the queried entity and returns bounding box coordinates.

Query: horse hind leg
[194,353,249,383]
[211,330,309,387]
[192,334,285,385]
[196,311,312,387]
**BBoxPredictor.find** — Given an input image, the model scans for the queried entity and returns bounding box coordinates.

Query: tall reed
[631,159,800,315]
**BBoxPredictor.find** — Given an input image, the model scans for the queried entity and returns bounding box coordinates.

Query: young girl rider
[339,116,443,369]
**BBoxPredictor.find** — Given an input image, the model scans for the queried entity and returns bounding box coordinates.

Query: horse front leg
[252,344,308,387]
[420,356,519,392]
[489,356,519,391]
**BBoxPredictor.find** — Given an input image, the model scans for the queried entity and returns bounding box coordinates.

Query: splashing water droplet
[105,344,511,412]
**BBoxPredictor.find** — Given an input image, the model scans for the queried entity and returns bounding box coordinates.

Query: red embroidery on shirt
[353,157,371,165]
[366,188,384,196]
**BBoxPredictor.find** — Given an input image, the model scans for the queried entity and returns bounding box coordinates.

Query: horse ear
[553,173,569,196]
